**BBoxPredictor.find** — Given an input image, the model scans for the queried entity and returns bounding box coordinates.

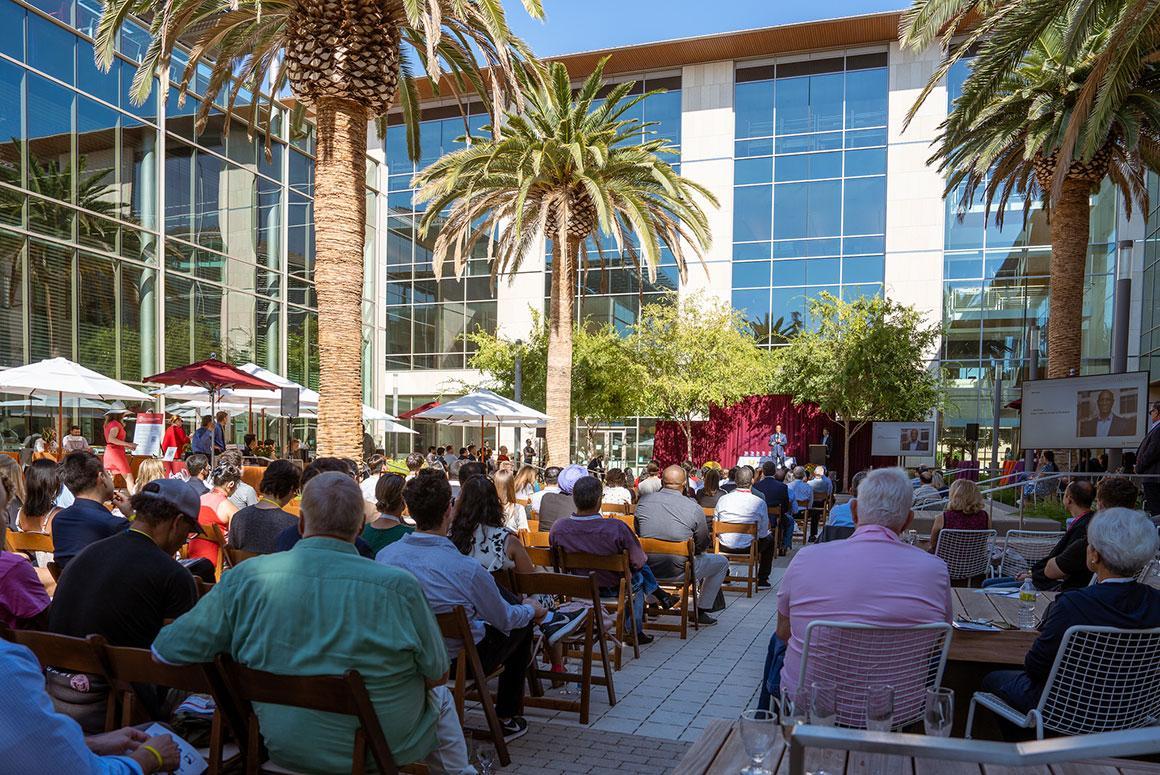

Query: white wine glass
[810,680,838,727]
[865,684,895,732]
[740,709,777,775]
[924,687,954,737]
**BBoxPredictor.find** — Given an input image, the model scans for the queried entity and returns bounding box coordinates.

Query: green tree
[777,293,942,490]
[903,5,1160,378]
[97,0,543,458]
[414,60,716,464]
[629,293,774,463]
[465,312,646,457]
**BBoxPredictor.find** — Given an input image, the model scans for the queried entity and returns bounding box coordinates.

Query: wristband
[142,744,165,771]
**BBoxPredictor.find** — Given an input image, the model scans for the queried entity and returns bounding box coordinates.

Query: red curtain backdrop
[652,394,895,483]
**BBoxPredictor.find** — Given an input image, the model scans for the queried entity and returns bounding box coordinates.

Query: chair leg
[594,616,616,706]
[579,617,593,725]
[965,696,978,740]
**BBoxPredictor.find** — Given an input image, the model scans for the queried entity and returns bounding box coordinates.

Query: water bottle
[1017,579,1037,630]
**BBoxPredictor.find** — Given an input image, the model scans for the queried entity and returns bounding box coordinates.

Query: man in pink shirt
[758,467,951,711]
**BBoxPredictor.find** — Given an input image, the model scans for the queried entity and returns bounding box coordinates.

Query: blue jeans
[602,573,646,636]
[780,514,795,550]
[757,632,788,711]
[981,669,1041,739]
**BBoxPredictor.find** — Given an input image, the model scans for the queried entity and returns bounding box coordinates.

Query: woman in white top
[602,468,634,506]
[448,476,534,573]
[513,465,538,503]
[493,469,529,532]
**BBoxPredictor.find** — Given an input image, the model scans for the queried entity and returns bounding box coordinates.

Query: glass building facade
[1143,172,1160,383]
[0,0,383,446]
[731,53,888,343]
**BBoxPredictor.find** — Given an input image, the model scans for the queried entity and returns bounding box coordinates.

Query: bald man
[635,465,729,624]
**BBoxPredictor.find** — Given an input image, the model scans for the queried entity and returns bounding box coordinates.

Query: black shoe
[541,609,587,646]
[633,631,655,645]
[654,590,678,609]
[696,612,718,626]
[500,716,528,742]
[757,580,772,589]
[778,547,788,557]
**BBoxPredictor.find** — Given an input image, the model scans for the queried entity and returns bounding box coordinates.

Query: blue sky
[503,0,909,56]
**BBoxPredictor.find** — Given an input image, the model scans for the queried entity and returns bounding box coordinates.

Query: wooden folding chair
[768,505,783,552]
[555,548,638,669]
[525,546,555,568]
[526,519,540,534]
[712,522,759,597]
[605,513,636,532]
[638,538,698,640]
[793,498,811,545]
[195,578,216,598]
[200,523,229,580]
[96,639,243,775]
[4,530,54,554]
[435,606,511,767]
[521,530,552,548]
[213,653,405,775]
[1,628,118,732]
[225,547,260,567]
[600,502,629,516]
[514,571,616,724]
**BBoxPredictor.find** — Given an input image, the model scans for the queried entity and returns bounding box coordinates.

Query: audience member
[153,472,471,771]
[1022,450,1059,501]
[928,478,991,553]
[981,509,1160,722]
[822,471,866,542]
[378,470,584,742]
[360,472,413,555]
[714,465,774,588]
[587,453,605,478]
[219,451,258,509]
[360,454,386,505]
[513,465,538,502]
[530,466,561,513]
[51,452,130,571]
[187,462,241,568]
[636,462,663,496]
[189,415,215,456]
[0,455,24,529]
[720,466,739,494]
[537,464,585,529]
[1096,476,1141,510]
[273,458,378,558]
[1138,401,1160,515]
[753,460,793,556]
[493,469,529,532]
[760,468,951,712]
[228,460,302,554]
[406,452,426,481]
[786,466,813,544]
[133,459,167,496]
[61,424,93,455]
[809,466,833,500]
[602,468,635,506]
[17,458,62,535]
[695,468,726,510]
[213,411,229,453]
[0,480,50,630]
[635,465,728,624]
[449,476,535,574]
[184,453,211,495]
[987,480,1097,592]
[913,468,941,507]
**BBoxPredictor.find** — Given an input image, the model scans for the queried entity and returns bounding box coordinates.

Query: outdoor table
[677,718,1160,774]
[948,587,1056,664]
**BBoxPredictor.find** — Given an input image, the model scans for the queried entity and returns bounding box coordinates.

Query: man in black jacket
[1136,401,1160,516]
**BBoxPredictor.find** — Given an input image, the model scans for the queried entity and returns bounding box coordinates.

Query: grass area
[988,490,1068,525]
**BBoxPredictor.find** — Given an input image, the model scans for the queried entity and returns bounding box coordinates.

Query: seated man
[821,471,867,542]
[714,465,774,589]
[760,468,951,711]
[0,482,50,630]
[529,466,561,515]
[635,465,729,624]
[273,458,377,558]
[51,452,131,571]
[912,468,941,507]
[379,470,576,743]
[228,459,301,554]
[982,508,1160,721]
[754,461,793,557]
[786,466,814,543]
[536,464,585,529]
[153,472,471,773]
[183,453,210,496]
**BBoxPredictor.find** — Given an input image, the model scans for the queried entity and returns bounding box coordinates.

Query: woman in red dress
[102,404,136,492]
[161,414,189,474]
[188,462,241,572]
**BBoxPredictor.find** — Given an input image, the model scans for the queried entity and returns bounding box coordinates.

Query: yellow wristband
[142,744,165,771]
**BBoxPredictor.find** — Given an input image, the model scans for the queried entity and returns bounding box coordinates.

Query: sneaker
[633,631,655,645]
[500,716,528,742]
[541,609,587,646]
[757,580,772,589]
[696,612,718,626]
[653,590,678,609]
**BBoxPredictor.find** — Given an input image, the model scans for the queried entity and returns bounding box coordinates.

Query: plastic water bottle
[1017,579,1037,630]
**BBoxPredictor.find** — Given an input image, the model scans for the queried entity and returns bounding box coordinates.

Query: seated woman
[188,462,241,568]
[696,468,725,510]
[602,468,635,507]
[928,478,991,554]
[981,508,1160,719]
[449,476,534,575]
[361,472,413,556]
[229,460,302,554]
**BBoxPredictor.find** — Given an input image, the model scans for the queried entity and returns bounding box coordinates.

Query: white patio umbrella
[0,358,153,445]
[413,389,549,444]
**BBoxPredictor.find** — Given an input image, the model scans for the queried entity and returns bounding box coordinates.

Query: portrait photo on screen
[1076,387,1139,438]
[898,427,931,452]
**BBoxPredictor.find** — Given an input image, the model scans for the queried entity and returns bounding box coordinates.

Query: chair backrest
[934,528,996,580]
[224,547,260,567]
[5,531,54,554]
[1000,530,1065,577]
[525,546,555,568]
[601,502,629,515]
[215,654,398,775]
[767,505,782,518]
[556,547,632,581]
[702,506,714,518]
[5,629,108,676]
[606,513,636,532]
[526,519,540,534]
[1038,626,1160,735]
[522,530,551,548]
[798,620,952,729]
[713,521,758,537]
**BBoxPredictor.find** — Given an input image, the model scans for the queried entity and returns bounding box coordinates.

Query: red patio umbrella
[145,358,278,460]
[398,400,440,420]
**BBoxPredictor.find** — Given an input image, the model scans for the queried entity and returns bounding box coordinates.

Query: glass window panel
[28,195,73,239]
[119,73,156,123]
[76,96,119,210]
[28,0,70,21]
[735,138,773,158]
[0,60,23,200]
[28,12,75,83]
[945,251,983,280]
[118,20,151,62]
[771,287,807,327]
[734,242,771,260]
[76,0,100,36]
[78,49,119,107]
[774,238,841,259]
[164,138,194,238]
[775,77,809,135]
[735,80,774,139]
[77,251,116,375]
[27,75,74,188]
[0,0,23,59]
[845,69,888,128]
[0,231,25,366]
[732,260,770,288]
[733,184,772,242]
[735,157,773,185]
[224,289,257,364]
[731,288,769,328]
[844,148,886,177]
[385,309,410,355]
[286,307,318,389]
[774,151,841,182]
[773,180,840,240]
[385,124,410,171]
[253,294,278,371]
[843,177,886,235]
[841,283,882,302]
[28,238,73,359]
[842,255,884,284]
[119,262,150,380]
[772,259,807,286]
[289,149,313,195]
[842,235,884,255]
[810,73,844,133]
[844,128,887,148]
[644,89,682,146]
[806,257,840,285]
[776,132,842,155]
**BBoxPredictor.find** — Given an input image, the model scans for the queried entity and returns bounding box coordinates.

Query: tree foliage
[629,292,775,462]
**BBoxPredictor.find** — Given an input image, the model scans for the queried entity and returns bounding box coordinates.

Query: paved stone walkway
[483,561,787,772]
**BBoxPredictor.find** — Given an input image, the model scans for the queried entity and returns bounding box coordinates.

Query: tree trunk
[312,97,368,459]
[545,237,577,464]
[683,420,693,463]
[842,419,852,494]
[1046,178,1093,379]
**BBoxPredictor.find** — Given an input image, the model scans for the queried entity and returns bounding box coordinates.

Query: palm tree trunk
[546,238,577,464]
[1046,178,1092,380]
[313,97,368,459]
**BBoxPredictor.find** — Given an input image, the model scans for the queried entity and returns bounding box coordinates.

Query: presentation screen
[1021,371,1149,449]
[872,421,937,459]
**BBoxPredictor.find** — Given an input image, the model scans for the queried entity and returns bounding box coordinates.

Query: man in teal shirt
[152,472,472,773]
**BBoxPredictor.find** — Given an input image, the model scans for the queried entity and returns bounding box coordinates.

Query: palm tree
[94,0,542,458]
[413,60,716,464]
[924,14,1160,378]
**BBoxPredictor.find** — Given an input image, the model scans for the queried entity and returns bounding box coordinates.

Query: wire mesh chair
[934,529,996,584]
[998,530,1065,578]
[797,621,953,729]
[966,626,1160,739]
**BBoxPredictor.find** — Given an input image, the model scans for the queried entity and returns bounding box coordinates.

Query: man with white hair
[152,472,475,773]
[757,467,952,710]
[981,508,1160,719]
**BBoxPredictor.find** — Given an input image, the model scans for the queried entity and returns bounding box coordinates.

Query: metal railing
[786,725,1160,775]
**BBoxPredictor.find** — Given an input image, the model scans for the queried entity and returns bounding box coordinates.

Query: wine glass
[471,740,497,775]
[739,709,777,775]
[924,687,954,737]
[865,684,895,732]
[810,681,838,727]
[778,687,809,738]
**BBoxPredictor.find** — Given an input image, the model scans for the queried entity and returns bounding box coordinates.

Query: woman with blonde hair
[133,459,167,495]
[928,477,991,554]
[493,468,529,532]
[0,455,26,529]
[512,464,538,502]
